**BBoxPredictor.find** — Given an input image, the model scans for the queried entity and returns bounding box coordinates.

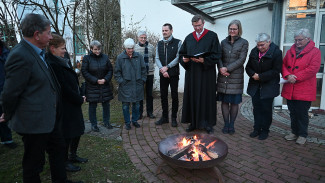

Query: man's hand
[252,73,260,80]
[97,79,106,85]
[183,57,190,63]
[191,57,204,63]
[287,74,297,83]
[160,66,168,74]
[163,72,169,78]
[0,113,5,123]
[82,96,86,103]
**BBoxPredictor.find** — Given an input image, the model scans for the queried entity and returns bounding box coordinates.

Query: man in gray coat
[0,14,79,183]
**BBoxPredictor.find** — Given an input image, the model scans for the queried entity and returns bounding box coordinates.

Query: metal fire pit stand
[156,162,225,183]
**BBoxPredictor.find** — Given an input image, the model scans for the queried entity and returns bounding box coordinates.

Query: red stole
[192,29,209,42]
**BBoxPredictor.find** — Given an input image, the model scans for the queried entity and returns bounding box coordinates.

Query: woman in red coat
[281,28,321,145]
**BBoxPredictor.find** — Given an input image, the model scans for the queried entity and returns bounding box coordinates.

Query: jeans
[252,89,274,134]
[89,101,110,126]
[139,75,154,115]
[122,102,140,125]
[287,100,311,137]
[160,75,179,118]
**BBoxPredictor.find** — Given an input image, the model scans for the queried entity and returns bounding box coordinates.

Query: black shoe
[66,180,84,183]
[171,118,178,127]
[147,113,156,119]
[125,124,131,130]
[138,114,143,120]
[258,133,269,140]
[65,162,81,172]
[206,127,214,134]
[228,127,235,135]
[91,125,99,132]
[249,130,260,138]
[4,142,17,149]
[155,117,169,125]
[222,126,229,134]
[132,122,141,128]
[186,125,195,132]
[69,155,88,163]
[104,124,113,129]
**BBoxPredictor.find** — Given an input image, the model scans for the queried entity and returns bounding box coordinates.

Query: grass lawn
[0,98,146,183]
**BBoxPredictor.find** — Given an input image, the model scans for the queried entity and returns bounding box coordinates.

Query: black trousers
[139,74,154,115]
[0,106,13,143]
[252,89,274,134]
[20,128,67,183]
[160,75,179,118]
[64,136,81,161]
[287,100,311,137]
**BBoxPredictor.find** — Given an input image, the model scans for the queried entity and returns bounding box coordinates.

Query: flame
[206,140,217,149]
[177,135,215,161]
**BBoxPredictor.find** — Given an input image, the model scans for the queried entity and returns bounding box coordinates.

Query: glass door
[317,12,325,109]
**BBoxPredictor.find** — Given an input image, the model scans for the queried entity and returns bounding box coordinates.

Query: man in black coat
[179,15,222,134]
[0,13,79,183]
[155,23,182,127]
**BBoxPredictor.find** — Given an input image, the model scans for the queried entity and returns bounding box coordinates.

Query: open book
[183,52,210,59]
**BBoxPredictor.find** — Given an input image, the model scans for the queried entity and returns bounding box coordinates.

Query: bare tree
[0,0,25,47]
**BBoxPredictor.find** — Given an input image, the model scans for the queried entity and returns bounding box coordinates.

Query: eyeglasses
[294,38,307,42]
[229,28,238,31]
[193,24,203,28]
[257,43,266,48]
[139,37,147,40]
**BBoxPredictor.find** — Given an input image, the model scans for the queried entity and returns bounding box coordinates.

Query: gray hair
[228,19,243,37]
[192,14,205,23]
[90,40,102,49]
[21,13,51,38]
[255,33,271,43]
[137,30,147,37]
[124,38,135,48]
[294,28,311,38]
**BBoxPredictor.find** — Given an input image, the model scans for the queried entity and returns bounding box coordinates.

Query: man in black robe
[179,14,221,134]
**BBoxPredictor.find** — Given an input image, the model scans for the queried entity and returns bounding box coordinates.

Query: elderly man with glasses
[179,14,222,134]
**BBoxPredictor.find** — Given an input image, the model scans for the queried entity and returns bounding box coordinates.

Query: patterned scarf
[139,41,149,73]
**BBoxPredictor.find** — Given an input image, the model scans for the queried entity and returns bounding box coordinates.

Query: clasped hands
[97,79,106,85]
[286,74,297,83]
[160,66,169,78]
[219,67,230,76]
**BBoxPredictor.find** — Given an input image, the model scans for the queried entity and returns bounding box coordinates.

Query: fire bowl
[158,133,228,169]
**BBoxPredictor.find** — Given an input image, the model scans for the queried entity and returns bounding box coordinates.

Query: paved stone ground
[119,94,325,183]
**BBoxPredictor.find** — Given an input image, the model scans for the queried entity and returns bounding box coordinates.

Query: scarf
[139,41,149,73]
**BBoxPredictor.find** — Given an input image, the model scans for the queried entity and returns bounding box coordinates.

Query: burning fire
[168,135,219,162]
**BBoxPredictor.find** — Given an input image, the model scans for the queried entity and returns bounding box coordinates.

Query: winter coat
[281,40,321,101]
[81,52,113,103]
[217,36,248,94]
[246,42,283,99]
[114,51,147,103]
[134,42,155,75]
[47,52,85,138]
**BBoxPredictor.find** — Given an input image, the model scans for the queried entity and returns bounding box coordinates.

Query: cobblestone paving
[122,95,325,183]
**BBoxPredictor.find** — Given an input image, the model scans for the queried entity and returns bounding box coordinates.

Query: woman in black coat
[245,33,282,140]
[47,34,87,172]
[81,40,113,132]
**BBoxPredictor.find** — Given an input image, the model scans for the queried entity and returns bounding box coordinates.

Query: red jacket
[281,40,321,101]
